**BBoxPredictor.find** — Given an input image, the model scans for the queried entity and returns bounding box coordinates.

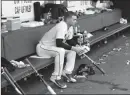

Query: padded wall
[78,9,121,32]
[78,14,102,32]
[102,9,121,27]
[1,24,54,61]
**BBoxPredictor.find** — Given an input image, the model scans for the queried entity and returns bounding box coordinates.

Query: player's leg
[36,44,67,88]
[62,50,77,82]
[49,47,67,88]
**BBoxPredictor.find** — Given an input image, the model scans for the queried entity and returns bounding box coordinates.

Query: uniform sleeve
[56,39,72,50]
[66,39,77,46]
[56,22,67,39]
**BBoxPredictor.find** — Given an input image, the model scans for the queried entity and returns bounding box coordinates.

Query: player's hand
[71,46,84,53]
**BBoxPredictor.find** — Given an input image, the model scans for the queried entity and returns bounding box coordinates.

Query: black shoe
[62,73,77,83]
[50,77,67,89]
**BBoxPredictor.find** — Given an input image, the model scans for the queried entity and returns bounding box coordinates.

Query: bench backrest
[1,24,54,61]
[78,9,121,32]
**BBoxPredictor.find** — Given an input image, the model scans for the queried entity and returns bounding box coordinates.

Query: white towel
[10,60,30,68]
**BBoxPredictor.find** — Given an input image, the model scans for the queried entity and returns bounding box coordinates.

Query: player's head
[64,11,77,26]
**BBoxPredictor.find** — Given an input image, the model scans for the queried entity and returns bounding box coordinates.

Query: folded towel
[10,60,30,68]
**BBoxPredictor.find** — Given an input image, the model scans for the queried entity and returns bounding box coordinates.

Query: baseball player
[36,11,83,88]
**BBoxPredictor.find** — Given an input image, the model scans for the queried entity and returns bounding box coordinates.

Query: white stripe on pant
[36,43,76,80]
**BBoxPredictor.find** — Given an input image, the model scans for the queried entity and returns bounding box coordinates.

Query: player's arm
[56,23,72,50]
[56,23,83,52]
[56,39,83,53]
[66,39,77,46]
[56,39,72,50]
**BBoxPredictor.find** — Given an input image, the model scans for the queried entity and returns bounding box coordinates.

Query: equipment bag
[76,64,95,76]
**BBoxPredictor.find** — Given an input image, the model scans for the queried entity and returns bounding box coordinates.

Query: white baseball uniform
[36,21,76,80]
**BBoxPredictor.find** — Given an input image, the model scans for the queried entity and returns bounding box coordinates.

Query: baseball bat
[78,39,105,75]
[1,67,26,95]
[83,53,106,75]
[25,58,56,94]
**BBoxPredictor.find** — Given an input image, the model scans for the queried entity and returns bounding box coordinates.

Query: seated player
[36,11,83,89]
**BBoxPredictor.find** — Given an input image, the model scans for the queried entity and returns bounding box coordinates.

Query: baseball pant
[36,43,76,80]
